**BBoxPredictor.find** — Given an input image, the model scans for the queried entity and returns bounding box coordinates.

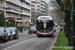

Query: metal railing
[12,0,30,8]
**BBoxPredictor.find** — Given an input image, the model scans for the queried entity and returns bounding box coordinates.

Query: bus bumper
[36,33,54,36]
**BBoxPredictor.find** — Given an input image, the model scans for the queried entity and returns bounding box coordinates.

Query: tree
[49,0,63,24]
[0,0,5,4]
[56,0,73,46]
[0,12,6,26]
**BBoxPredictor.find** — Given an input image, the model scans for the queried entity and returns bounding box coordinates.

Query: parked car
[7,27,19,39]
[29,22,35,26]
[0,27,8,42]
[6,28,13,41]
[28,26,37,34]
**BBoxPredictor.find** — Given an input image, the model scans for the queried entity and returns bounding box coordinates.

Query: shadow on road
[37,36,55,38]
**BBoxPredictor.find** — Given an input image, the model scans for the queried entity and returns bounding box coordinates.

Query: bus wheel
[37,36,40,37]
[52,35,54,37]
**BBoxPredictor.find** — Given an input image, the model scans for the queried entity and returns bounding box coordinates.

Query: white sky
[45,0,50,3]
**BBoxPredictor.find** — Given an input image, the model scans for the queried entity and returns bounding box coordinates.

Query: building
[0,0,31,26]
[31,0,48,23]
[31,0,41,23]
[41,0,48,16]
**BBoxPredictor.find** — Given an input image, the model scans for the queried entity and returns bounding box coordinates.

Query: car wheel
[9,37,12,41]
[3,38,8,42]
[37,36,40,37]
[17,37,19,39]
[52,35,54,37]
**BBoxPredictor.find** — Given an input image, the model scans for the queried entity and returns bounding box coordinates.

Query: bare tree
[49,0,64,24]
[56,0,73,46]
[0,0,5,4]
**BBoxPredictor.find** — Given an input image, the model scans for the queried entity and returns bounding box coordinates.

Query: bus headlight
[49,31,52,33]
[37,31,40,33]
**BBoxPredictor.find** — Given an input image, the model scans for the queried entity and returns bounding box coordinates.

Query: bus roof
[37,16,53,20]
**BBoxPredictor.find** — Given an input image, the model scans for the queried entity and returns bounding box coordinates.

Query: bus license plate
[43,34,46,35]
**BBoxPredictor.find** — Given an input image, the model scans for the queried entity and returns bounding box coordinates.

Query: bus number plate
[43,34,46,35]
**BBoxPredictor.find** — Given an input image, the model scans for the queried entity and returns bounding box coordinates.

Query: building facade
[41,0,48,16]
[0,0,31,26]
[31,0,48,23]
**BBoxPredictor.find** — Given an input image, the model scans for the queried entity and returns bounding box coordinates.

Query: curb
[47,27,60,50]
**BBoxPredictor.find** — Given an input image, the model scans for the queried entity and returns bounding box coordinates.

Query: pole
[15,21,16,27]
[73,0,75,50]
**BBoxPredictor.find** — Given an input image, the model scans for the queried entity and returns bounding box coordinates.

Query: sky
[44,0,50,3]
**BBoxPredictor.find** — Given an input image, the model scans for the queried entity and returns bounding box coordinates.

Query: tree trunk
[65,11,72,46]
[64,17,67,37]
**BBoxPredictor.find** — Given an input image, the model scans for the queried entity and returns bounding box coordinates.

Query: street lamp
[73,0,75,50]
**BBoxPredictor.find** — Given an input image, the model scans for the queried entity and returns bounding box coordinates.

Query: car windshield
[0,28,4,33]
[30,27,36,30]
[6,29,10,33]
[10,29,15,32]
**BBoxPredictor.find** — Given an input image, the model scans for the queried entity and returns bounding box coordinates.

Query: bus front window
[36,20,54,31]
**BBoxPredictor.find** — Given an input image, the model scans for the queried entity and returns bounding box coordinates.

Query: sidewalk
[18,30,29,35]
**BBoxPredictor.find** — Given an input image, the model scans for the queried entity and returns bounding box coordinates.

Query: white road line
[4,49,7,50]
[0,39,24,47]
[4,37,35,50]
[7,47,12,49]
[2,44,5,46]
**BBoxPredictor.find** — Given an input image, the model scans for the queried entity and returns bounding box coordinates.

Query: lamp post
[73,0,75,50]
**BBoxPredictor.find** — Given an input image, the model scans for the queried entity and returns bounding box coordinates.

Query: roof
[37,16,53,20]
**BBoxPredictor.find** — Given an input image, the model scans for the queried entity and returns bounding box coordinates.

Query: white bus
[36,16,55,37]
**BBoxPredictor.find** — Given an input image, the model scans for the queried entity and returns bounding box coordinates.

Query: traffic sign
[23,19,25,22]
[14,18,17,21]
[26,20,29,25]
[35,18,36,20]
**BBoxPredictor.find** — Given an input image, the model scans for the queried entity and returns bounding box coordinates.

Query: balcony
[23,11,30,14]
[23,3,30,8]
[6,12,20,18]
[25,0,31,4]
[6,0,31,10]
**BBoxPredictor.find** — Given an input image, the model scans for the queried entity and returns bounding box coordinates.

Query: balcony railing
[6,12,20,18]
[12,0,30,8]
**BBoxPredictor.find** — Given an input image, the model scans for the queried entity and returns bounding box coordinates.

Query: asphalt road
[0,27,60,50]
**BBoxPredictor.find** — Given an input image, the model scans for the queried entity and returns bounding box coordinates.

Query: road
[0,27,60,50]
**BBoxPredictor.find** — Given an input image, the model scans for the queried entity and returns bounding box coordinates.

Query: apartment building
[31,0,48,21]
[41,0,48,16]
[0,0,31,26]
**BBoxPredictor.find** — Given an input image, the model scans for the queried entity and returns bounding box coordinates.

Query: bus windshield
[36,20,54,31]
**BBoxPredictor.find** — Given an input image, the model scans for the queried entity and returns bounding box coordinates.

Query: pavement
[18,30,29,35]
[0,27,60,50]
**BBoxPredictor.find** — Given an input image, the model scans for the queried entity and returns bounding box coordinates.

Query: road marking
[4,49,7,50]
[7,47,11,49]
[0,38,25,48]
[4,37,35,50]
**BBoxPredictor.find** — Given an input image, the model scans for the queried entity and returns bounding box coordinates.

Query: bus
[36,16,55,37]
